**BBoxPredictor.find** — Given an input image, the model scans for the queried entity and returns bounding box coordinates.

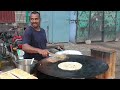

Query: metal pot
[17,59,37,73]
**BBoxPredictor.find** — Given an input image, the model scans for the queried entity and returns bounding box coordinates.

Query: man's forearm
[22,44,40,53]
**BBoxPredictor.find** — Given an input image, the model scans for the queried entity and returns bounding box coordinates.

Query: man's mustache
[32,23,37,24]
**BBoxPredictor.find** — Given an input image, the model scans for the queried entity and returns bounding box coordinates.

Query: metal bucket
[17,59,37,73]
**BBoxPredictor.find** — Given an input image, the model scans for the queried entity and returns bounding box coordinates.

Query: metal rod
[114,11,117,40]
[88,11,91,39]
[102,11,104,42]
[75,11,78,42]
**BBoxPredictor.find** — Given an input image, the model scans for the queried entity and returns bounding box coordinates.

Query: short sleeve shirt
[22,26,47,60]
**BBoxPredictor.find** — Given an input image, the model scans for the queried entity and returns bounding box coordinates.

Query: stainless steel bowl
[17,59,37,73]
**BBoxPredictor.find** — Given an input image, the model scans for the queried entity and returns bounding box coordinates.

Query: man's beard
[32,23,39,28]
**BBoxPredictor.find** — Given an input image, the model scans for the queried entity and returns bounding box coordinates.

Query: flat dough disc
[58,62,82,71]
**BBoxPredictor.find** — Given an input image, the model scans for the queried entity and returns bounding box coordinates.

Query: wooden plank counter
[0,68,38,79]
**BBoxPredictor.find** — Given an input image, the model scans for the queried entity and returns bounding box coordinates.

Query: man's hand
[37,49,50,57]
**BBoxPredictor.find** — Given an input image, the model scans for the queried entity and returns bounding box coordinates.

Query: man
[22,11,64,79]
[22,11,63,61]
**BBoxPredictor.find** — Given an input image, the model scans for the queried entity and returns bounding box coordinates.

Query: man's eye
[35,18,39,20]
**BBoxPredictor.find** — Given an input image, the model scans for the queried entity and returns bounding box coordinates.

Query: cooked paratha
[58,62,82,71]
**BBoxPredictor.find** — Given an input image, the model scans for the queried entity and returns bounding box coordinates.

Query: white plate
[55,50,82,55]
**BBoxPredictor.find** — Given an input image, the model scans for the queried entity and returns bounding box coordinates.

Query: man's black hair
[30,11,40,18]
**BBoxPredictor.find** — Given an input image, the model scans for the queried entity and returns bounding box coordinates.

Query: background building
[0,11,120,43]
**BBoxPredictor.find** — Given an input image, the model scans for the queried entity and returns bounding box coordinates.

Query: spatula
[49,52,68,60]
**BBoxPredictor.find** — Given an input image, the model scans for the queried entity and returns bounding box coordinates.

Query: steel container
[17,59,37,73]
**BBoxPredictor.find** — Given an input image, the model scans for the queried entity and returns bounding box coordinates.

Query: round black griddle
[37,55,109,79]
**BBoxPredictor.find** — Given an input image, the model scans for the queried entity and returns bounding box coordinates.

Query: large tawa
[37,55,109,79]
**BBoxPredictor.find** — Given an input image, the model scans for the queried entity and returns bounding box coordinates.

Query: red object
[0,11,15,23]
[12,36,22,42]
[18,44,22,49]
[12,35,23,49]
[10,44,13,52]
